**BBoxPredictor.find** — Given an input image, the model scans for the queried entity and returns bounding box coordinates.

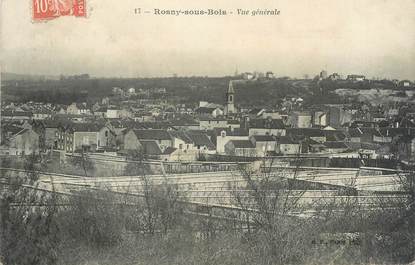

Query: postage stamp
[32,0,86,21]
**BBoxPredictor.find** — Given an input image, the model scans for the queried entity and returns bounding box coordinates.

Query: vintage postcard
[0,1,414,265]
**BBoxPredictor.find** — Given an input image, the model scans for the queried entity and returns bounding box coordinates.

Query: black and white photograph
[0,0,414,264]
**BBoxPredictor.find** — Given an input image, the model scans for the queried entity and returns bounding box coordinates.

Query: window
[105,131,108,137]
[179,144,183,149]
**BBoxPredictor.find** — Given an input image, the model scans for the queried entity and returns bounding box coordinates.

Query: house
[169,130,216,159]
[41,120,61,150]
[347,128,377,143]
[347,75,365,82]
[1,110,33,121]
[57,123,101,153]
[313,111,328,127]
[169,131,194,151]
[286,128,326,143]
[127,87,136,95]
[124,129,173,151]
[266,71,274,79]
[277,136,301,155]
[97,125,116,149]
[260,111,282,120]
[224,140,256,157]
[249,135,277,156]
[323,141,349,153]
[328,105,353,128]
[67,103,91,115]
[243,72,255,80]
[122,130,143,152]
[107,108,121,119]
[373,130,392,144]
[397,136,415,161]
[328,73,341,81]
[303,139,326,153]
[0,126,39,156]
[199,118,229,130]
[186,132,216,153]
[94,107,107,118]
[289,112,312,128]
[33,110,52,120]
[112,87,125,96]
[195,106,224,118]
[248,118,286,136]
[141,140,163,157]
[214,128,249,154]
[398,80,412,88]
[248,108,266,118]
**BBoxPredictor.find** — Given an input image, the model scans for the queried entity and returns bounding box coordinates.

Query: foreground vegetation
[0,156,414,265]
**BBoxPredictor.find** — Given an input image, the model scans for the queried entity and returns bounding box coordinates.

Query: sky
[1,0,414,79]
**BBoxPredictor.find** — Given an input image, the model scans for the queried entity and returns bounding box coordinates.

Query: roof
[163,147,178,155]
[42,120,61,128]
[227,81,235,94]
[133,129,172,141]
[228,140,255,149]
[140,140,163,155]
[348,128,377,138]
[69,123,102,132]
[249,118,285,129]
[251,135,276,142]
[195,107,220,114]
[323,141,349,149]
[214,128,249,136]
[324,130,347,141]
[1,111,33,117]
[169,131,193,144]
[187,132,216,150]
[248,108,266,115]
[278,136,300,145]
[346,142,381,151]
[200,117,228,122]
[1,125,25,136]
[287,128,325,138]
[15,129,30,136]
[227,120,240,125]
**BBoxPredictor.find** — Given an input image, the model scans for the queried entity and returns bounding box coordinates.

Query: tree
[0,155,60,265]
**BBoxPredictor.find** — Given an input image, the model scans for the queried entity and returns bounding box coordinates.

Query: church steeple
[224,80,236,115]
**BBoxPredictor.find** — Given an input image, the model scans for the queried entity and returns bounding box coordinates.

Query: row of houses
[2,114,415,161]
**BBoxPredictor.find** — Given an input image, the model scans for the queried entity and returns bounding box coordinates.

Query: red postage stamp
[32,0,86,21]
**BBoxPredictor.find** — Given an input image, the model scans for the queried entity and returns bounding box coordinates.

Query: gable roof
[133,129,172,141]
[348,127,377,138]
[163,147,178,155]
[228,140,255,149]
[249,118,285,129]
[169,131,193,143]
[140,140,163,155]
[195,106,221,114]
[187,132,216,150]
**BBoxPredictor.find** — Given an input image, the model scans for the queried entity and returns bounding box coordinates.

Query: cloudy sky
[1,0,414,79]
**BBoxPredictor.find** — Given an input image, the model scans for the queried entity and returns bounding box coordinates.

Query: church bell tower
[224,81,236,115]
